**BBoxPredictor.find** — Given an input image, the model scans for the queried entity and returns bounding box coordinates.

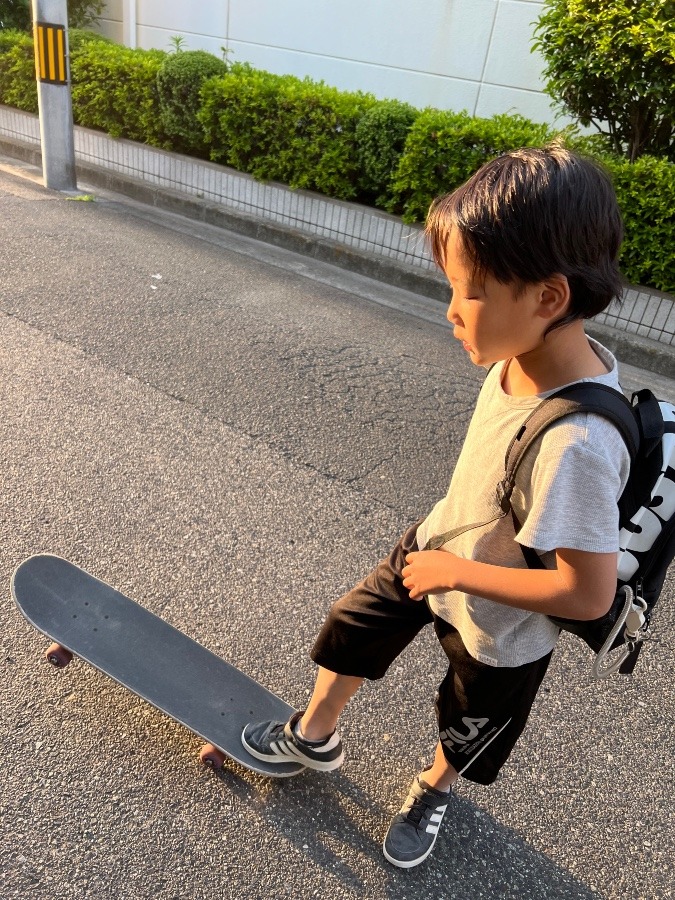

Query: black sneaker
[383,774,451,868]
[241,711,344,772]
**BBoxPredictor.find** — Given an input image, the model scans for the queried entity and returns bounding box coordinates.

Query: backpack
[501,383,675,679]
[423,382,675,680]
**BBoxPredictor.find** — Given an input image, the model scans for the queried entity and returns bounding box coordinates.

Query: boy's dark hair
[426,144,624,328]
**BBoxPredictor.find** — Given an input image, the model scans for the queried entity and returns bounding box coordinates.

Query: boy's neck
[501,324,609,397]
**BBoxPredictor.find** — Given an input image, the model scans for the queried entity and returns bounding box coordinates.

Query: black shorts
[311,522,552,785]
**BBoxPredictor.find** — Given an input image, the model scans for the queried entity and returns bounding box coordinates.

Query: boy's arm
[401,548,617,621]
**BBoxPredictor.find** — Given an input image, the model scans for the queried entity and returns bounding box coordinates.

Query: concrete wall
[97,0,563,125]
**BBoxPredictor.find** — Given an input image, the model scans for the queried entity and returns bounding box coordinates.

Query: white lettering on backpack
[618,414,675,583]
[626,508,663,553]
[651,469,675,521]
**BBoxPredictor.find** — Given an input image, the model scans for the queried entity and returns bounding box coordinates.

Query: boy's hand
[401,550,456,601]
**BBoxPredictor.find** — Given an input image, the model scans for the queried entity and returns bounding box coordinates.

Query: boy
[242,145,631,868]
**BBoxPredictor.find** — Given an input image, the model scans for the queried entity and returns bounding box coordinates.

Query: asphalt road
[1,157,673,900]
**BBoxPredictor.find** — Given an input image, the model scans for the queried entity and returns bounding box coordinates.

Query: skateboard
[11,554,304,777]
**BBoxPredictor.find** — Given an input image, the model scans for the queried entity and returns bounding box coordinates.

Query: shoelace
[405,796,433,828]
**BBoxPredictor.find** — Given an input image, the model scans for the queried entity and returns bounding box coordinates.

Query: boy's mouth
[455,333,473,353]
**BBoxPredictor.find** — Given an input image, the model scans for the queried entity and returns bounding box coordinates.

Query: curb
[78,155,449,303]
[2,134,673,380]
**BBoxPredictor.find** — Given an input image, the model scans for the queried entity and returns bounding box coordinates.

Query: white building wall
[96,0,565,126]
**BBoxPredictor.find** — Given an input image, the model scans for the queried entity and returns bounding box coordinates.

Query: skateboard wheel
[199,743,226,771]
[45,643,73,668]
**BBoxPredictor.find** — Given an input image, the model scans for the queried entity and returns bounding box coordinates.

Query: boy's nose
[446,292,461,325]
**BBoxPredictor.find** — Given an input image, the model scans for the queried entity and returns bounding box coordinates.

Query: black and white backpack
[502,383,675,679]
[423,382,675,679]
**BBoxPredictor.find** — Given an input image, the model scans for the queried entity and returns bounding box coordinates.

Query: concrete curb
[2,133,673,380]
[82,156,450,303]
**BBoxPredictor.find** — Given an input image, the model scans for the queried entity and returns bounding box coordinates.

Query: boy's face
[443,230,551,367]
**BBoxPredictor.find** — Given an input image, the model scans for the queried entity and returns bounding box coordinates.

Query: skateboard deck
[11,554,304,777]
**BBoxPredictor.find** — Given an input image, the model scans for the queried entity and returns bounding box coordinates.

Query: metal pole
[31,0,77,191]
[123,0,137,49]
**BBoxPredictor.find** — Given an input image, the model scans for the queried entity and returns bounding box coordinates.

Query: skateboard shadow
[212,765,599,898]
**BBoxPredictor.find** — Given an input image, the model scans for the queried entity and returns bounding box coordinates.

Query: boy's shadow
[218,766,600,899]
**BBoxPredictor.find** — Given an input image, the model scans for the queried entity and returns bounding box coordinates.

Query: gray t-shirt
[416,339,631,668]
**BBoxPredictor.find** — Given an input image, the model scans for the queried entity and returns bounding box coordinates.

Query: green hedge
[69,38,166,145]
[0,28,37,113]
[156,49,228,158]
[605,155,675,294]
[0,28,672,293]
[387,109,552,220]
[199,65,375,200]
[355,98,420,204]
[67,27,112,52]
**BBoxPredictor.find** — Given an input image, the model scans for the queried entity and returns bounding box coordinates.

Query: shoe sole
[241,732,344,772]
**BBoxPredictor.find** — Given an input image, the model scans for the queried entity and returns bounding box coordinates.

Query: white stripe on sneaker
[271,741,294,759]
[284,743,307,760]
[426,807,448,834]
[242,715,344,773]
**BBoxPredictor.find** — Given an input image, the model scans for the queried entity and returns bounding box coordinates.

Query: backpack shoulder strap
[425,381,648,556]
[503,383,641,572]
[498,383,640,514]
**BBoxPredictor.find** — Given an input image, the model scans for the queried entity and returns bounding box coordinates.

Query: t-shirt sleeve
[513,413,630,555]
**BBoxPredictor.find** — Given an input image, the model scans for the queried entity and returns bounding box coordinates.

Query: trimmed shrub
[605,154,675,293]
[67,27,111,52]
[70,41,166,144]
[0,23,18,47]
[355,98,419,205]
[199,66,375,200]
[156,49,228,158]
[386,109,552,221]
[0,28,36,112]
[199,65,281,172]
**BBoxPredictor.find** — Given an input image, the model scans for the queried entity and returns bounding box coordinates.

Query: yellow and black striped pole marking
[34,22,68,85]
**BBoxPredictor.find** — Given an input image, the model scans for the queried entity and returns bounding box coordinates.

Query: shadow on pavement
[218,766,600,899]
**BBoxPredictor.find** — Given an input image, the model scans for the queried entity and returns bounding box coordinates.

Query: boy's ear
[536,274,571,320]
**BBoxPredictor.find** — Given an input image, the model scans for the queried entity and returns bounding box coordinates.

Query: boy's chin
[463,345,488,366]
